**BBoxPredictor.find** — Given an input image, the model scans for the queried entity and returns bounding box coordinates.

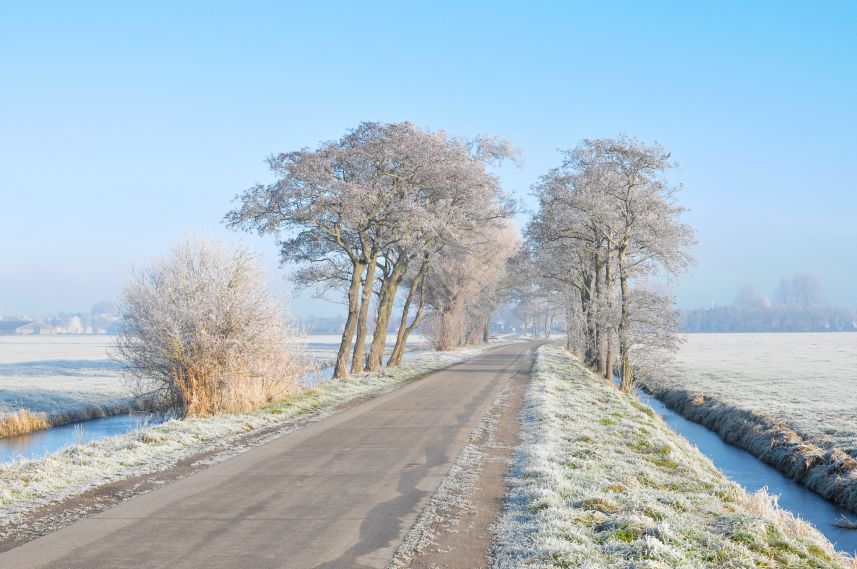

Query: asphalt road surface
[1,341,536,569]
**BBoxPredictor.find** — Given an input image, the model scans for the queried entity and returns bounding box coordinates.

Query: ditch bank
[638,384,857,516]
[492,344,853,568]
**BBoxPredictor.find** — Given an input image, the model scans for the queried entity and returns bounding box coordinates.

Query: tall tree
[527,135,695,392]
[226,122,516,377]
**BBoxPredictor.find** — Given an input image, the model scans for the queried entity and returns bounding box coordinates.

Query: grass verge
[492,344,854,568]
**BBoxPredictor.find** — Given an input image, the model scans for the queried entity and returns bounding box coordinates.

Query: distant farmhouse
[0,320,58,335]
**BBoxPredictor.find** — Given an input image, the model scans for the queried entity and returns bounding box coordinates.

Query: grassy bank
[0,342,511,533]
[492,344,853,568]
[641,385,857,517]
[638,333,857,514]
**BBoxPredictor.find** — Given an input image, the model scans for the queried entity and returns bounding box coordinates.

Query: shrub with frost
[114,238,308,417]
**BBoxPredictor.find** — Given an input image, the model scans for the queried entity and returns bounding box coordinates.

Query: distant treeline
[681,305,856,332]
[682,274,856,332]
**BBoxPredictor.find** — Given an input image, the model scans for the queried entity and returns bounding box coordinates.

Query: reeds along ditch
[641,385,857,514]
[0,400,152,439]
[0,410,50,438]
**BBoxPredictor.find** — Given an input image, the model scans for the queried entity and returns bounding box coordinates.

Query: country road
[0,341,537,569]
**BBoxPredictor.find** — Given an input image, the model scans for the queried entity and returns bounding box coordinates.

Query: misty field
[649,333,857,455]
[640,332,857,512]
[0,336,131,429]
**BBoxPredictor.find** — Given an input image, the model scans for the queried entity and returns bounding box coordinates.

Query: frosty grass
[491,344,853,568]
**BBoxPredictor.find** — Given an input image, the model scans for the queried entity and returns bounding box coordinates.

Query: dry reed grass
[0,410,50,438]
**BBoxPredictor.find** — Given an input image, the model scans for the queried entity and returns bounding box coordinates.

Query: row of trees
[116,127,696,416]
[226,122,520,378]
[523,135,695,392]
[683,275,856,332]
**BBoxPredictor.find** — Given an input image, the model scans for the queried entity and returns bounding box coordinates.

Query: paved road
[1,341,535,569]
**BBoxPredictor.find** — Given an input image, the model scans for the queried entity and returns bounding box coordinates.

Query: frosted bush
[115,238,309,417]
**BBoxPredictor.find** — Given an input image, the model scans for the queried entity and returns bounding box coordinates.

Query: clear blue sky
[2,1,855,317]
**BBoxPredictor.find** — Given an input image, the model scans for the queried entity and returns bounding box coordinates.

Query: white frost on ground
[305,334,430,366]
[0,336,129,418]
[491,344,852,568]
[0,341,507,532]
[648,332,857,456]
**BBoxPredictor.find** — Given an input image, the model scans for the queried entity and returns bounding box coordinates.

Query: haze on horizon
[2,2,855,318]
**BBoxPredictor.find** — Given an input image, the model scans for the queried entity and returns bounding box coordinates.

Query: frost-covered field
[305,333,429,365]
[639,333,857,513]
[651,333,857,455]
[0,341,508,532]
[0,336,129,417]
[492,344,852,568]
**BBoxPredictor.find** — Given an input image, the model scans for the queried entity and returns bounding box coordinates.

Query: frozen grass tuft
[492,344,854,568]
[835,515,857,530]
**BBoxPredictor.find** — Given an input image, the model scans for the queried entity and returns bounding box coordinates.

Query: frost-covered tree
[225,134,376,379]
[227,122,515,377]
[114,238,307,417]
[734,283,766,310]
[423,223,520,350]
[564,136,694,391]
[528,135,695,392]
[776,273,825,310]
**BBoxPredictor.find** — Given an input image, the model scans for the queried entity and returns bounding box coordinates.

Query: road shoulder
[391,342,536,569]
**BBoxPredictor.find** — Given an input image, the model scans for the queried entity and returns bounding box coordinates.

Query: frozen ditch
[0,412,163,463]
[638,390,857,554]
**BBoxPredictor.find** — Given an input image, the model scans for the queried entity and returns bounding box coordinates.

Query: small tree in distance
[114,238,308,417]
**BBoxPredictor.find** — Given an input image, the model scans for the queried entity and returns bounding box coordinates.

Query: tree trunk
[388,271,426,367]
[566,305,574,352]
[350,254,377,374]
[439,299,464,350]
[618,247,633,392]
[333,260,365,379]
[604,240,614,381]
[366,256,408,372]
[594,249,606,375]
[582,282,596,363]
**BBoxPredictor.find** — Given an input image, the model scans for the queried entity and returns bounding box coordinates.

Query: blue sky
[2,1,855,317]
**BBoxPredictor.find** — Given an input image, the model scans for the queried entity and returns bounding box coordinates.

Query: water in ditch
[638,391,857,554]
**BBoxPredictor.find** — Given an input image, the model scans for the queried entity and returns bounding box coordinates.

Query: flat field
[640,332,857,513]
[0,336,129,419]
[645,333,857,456]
